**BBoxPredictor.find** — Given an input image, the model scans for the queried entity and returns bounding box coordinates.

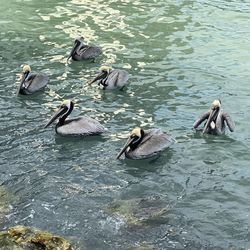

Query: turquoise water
[0,0,250,249]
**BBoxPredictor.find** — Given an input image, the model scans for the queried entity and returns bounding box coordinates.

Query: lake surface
[0,0,250,249]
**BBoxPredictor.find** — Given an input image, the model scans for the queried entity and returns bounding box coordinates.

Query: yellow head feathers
[62,100,71,106]
[99,65,112,73]
[60,100,73,109]
[22,64,31,73]
[211,99,221,109]
[131,127,141,137]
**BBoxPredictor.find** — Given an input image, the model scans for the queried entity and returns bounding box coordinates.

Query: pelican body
[193,100,235,135]
[44,100,105,136]
[89,66,129,90]
[17,65,49,95]
[117,127,176,160]
[67,37,102,61]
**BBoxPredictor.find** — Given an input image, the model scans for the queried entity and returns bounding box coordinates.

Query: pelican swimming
[67,37,102,61]
[89,66,129,90]
[193,99,235,135]
[44,100,105,136]
[117,127,176,160]
[17,65,49,95]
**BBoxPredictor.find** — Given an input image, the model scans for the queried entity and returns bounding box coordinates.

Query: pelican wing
[105,69,129,89]
[127,129,176,159]
[193,111,210,129]
[78,45,102,60]
[25,74,49,93]
[57,116,105,136]
[222,111,235,132]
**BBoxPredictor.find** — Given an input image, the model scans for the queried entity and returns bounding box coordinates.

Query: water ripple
[0,0,250,249]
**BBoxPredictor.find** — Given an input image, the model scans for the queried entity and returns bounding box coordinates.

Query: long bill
[203,109,216,133]
[67,43,78,62]
[116,137,134,159]
[88,71,106,85]
[44,107,67,128]
[16,72,28,95]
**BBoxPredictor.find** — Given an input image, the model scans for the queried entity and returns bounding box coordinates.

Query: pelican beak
[16,72,28,95]
[67,42,78,62]
[116,137,134,159]
[44,106,67,128]
[203,109,217,133]
[88,71,107,85]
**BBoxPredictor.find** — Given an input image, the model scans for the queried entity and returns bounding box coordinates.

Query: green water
[0,0,250,249]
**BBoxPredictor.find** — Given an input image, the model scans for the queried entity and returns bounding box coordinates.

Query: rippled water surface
[1,0,250,249]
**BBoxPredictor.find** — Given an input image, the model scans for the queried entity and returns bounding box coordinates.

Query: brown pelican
[17,65,49,95]
[44,100,105,136]
[67,37,102,61]
[193,99,235,135]
[117,127,176,160]
[89,66,129,90]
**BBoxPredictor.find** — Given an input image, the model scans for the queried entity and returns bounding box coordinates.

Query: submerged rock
[0,225,72,250]
[107,195,169,228]
[0,186,15,225]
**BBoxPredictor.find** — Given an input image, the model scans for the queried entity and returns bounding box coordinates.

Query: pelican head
[22,64,31,73]
[99,65,112,74]
[203,99,221,133]
[211,99,221,110]
[130,127,142,138]
[67,36,84,61]
[116,127,145,159]
[44,100,74,128]
[17,64,32,95]
[89,66,112,85]
[75,36,84,43]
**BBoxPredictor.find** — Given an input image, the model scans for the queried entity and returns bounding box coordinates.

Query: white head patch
[131,127,141,137]
[22,64,31,73]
